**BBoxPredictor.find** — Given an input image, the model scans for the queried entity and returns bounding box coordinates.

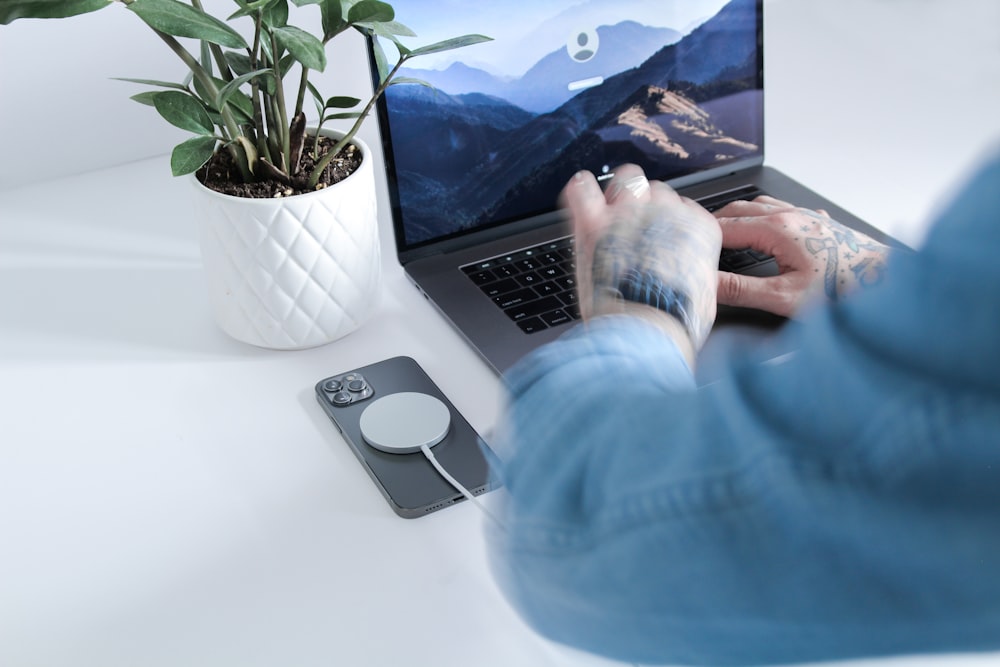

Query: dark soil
[196,136,363,199]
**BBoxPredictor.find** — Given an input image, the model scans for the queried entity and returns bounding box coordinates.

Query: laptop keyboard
[462,238,579,334]
[461,186,775,334]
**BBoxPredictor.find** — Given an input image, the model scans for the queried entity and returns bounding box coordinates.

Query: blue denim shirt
[487,154,1000,666]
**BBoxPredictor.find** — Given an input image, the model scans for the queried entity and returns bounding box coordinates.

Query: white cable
[420,444,505,530]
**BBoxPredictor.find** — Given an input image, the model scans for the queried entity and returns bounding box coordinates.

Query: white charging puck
[359,392,451,454]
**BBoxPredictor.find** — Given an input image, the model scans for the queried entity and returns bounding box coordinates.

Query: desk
[2,1,999,666]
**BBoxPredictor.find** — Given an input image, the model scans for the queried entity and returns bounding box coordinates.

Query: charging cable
[420,444,505,530]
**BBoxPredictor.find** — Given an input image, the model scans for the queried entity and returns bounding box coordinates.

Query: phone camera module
[324,373,374,406]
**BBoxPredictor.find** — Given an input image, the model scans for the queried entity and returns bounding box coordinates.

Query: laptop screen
[373,0,763,250]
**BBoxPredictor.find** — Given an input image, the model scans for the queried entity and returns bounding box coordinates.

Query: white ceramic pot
[191,131,381,350]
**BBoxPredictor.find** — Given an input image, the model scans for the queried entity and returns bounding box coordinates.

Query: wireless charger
[359,392,451,454]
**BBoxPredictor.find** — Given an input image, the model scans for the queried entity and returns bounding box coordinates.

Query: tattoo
[851,257,887,288]
[803,210,889,299]
[805,236,840,299]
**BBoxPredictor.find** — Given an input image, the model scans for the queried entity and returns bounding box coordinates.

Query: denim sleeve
[486,155,1000,666]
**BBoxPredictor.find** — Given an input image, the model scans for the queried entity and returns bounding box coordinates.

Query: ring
[620,175,650,198]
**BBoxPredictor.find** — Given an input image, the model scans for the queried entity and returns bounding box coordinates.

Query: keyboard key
[492,264,518,279]
[480,278,519,298]
[463,260,496,273]
[541,309,573,327]
[517,317,548,334]
[554,275,576,291]
[535,281,559,296]
[720,249,757,270]
[558,291,578,306]
[504,296,563,321]
[516,271,543,288]
[538,265,566,280]
[468,270,495,285]
[493,288,537,310]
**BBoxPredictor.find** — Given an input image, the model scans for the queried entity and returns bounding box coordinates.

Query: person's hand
[561,165,722,364]
[714,196,890,317]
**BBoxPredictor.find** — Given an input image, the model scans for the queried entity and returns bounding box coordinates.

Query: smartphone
[314,356,499,518]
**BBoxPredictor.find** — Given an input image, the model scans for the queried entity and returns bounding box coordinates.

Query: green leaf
[319,0,346,40]
[129,91,161,107]
[324,96,361,109]
[262,0,288,28]
[372,36,390,83]
[171,135,218,176]
[364,20,416,38]
[216,69,272,109]
[347,0,393,25]
[0,0,110,24]
[192,74,256,121]
[409,34,492,58]
[224,51,254,77]
[128,0,248,50]
[152,91,215,134]
[272,25,326,71]
[227,0,279,20]
[112,77,189,91]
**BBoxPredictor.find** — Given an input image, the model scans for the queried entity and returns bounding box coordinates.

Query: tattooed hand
[561,165,722,364]
[714,196,890,317]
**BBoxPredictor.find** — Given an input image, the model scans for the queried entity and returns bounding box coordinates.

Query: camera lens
[332,391,353,406]
[347,379,367,393]
[323,379,342,392]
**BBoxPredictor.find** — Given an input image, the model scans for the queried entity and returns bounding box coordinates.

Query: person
[485,154,1000,666]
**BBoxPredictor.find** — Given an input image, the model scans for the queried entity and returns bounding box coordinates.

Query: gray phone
[314,356,499,518]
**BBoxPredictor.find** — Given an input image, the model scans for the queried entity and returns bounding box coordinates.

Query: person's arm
[486,160,1000,665]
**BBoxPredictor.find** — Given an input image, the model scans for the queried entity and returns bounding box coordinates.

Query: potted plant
[1,0,488,349]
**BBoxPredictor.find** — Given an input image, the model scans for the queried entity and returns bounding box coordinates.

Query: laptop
[368,0,894,377]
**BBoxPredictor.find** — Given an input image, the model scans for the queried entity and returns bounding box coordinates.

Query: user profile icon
[566,27,599,63]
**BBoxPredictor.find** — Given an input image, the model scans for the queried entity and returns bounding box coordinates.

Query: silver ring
[620,175,650,198]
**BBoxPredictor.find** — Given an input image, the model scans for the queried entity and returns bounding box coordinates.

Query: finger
[605,164,652,205]
[713,198,788,218]
[752,194,796,208]
[716,215,782,254]
[561,170,607,237]
[717,270,796,317]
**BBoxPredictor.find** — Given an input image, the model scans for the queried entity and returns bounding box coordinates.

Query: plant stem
[294,66,309,119]
[307,56,407,188]
[270,31,290,173]
[152,28,253,181]
[190,0,232,83]
[249,13,271,165]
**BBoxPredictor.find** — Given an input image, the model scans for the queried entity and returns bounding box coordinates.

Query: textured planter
[191,131,381,349]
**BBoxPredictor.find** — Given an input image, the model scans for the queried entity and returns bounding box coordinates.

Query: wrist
[592,293,698,368]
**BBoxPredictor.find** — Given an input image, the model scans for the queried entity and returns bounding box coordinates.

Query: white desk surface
[2,2,999,666]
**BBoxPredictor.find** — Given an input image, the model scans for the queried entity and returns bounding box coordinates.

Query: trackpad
[696,307,796,385]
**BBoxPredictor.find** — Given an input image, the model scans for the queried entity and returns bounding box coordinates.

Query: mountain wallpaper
[382,0,762,246]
